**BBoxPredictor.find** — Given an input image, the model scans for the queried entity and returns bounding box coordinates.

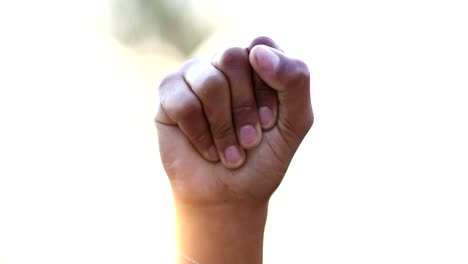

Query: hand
[155,37,313,263]
[156,37,313,205]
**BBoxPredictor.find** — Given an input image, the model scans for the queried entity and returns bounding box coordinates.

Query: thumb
[249,45,314,149]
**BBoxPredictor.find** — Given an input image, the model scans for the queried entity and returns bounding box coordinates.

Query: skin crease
[155,36,313,263]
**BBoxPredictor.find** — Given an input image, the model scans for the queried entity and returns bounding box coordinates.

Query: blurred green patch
[111,0,213,56]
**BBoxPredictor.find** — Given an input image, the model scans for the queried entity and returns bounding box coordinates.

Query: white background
[1,0,467,263]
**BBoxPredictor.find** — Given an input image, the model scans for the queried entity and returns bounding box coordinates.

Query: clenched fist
[156,37,313,205]
[156,37,313,264]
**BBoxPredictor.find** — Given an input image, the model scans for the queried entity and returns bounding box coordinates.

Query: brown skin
[155,37,313,264]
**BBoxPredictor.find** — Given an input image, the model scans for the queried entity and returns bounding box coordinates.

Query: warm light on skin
[1,0,468,263]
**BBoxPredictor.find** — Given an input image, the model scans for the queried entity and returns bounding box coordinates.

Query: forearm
[175,201,268,264]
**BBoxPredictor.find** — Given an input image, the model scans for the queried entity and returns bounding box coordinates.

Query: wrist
[174,201,268,264]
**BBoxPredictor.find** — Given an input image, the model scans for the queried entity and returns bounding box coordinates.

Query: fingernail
[239,125,259,147]
[259,107,274,128]
[224,145,242,167]
[255,46,279,73]
[208,145,219,161]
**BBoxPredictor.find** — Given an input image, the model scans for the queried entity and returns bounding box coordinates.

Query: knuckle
[185,60,229,100]
[181,57,203,72]
[295,59,310,75]
[171,93,202,121]
[191,128,211,145]
[216,47,248,68]
[203,70,228,91]
[232,102,257,116]
[212,123,235,141]
[158,73,179,92]
[197,70,229,99]
[283,59,310,87]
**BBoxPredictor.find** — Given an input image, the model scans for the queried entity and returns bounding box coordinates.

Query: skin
[155,37,313,264]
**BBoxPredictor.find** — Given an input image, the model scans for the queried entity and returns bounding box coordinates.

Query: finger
[213,47,262,149]
[253,68,279,130]
[249,45,314,148]
[184,59,245,169]
[156,73,219,162]
[247,37,283,130]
